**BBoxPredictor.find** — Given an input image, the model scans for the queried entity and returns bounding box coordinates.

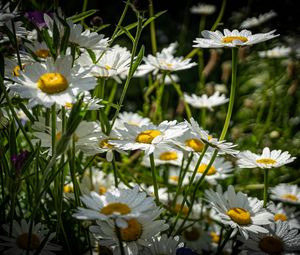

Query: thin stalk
[149,153,159,205]
[219,47,238,141]
[10,20,22,70]
[263,169,269,208]
[210,0,227,31]
[109,12,144,132]
[115,223,126,255]
[112,152,119,188]
[215,228,233,255]
[105,81,117,115]
[199,15,206,35]
[154,72,166,122]
[149,0,157,54]
[69,137,80,206]
[201,108,206,129]
[51,104,56,157]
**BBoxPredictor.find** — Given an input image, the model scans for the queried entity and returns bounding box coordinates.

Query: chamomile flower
[0,1,18,24]
[258,46,291,58]
[113,111,151,130]
[190,153,233,185]
[193,29,279,48]
[4,55,34,79]
[10,55,97,108]
[73,186,156,225]
[110,120,187,155]
[64,95,103,111]
[167,166,190,186]
[270,184,300,205]
[67,20,109,50]
[239,221,300,255]
[184,91,229,111]
[1,21,27,43]
[240,10,277,29]
[135,42,196,76]
[237,147,296,169]
[89,209,168,255]
[0,219,61,255]
[141,234,184,255]
[205,185,273,239]
[268,202,300,229]
[186,118,239,155]
[142,145,183,167]
[25,41,51,59]
[190,3,216,15]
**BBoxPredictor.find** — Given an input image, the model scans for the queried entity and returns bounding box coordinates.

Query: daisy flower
[258,46,291,58]
[205,185,274,239]
[190,3,216,15]
[79,45,131,82]
[0,2,18,25]
[109,120,187,155]
[25,41,51,59]
[237,147,296,169]
[186,118,239,156]
[0,219,61,255]
[73,186,156,226]
[167,166,190,186]
[141,234,184,255]
[270,184,300,205]
[184,91,229,111]
[4,55,34,79]
[268,202,300,229]
[190,153,233,185]
[135,42,196,76]
[112,111,151,130]
[141,145,183,167]
[67,20,109,50]
[240,10,277,29]
[239,221,300,255]
[193,29,279,48]
[1,21,27,43]
[9,55,97,108]
[89,209,168,255]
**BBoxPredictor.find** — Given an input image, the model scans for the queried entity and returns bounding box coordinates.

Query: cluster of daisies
[0,1,299,255]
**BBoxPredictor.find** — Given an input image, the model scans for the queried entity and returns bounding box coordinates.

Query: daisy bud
[90,15,103,27]
[11,150,29,177]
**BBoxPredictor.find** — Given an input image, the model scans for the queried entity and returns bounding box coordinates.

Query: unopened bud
[269,130,280,139]
[90,16,103,27]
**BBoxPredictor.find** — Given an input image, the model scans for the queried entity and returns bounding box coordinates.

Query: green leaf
[94,24,111,32]
[42,29,56,57]
[58,18,70,54]
[9,122,17,158]
[52,21,60,53]
[116,25,135,43]
[86,49,96,63]
[142,10,167,28]
[67,9,98,23]
[114,21,138,39]
[130,45,144,77]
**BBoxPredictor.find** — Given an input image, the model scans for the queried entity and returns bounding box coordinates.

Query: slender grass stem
[211,0,227,31]
[149,153,159,205]
[149,0,157,54]
[263,169,269,208]
[115,223,126,255]
[215,228,233,255]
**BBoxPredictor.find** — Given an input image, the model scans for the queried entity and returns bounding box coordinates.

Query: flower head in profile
[193,29,279,48]
[113,111,152,130]
[9,55,97,108]
[270,184,300,205]
[240,10,277,29]
[258,46,291,58]
[184,91,229,111]
[190,3,216,15]
[205,185,273,239]
[237,147,295,169]
[239,221,300,255]
[0,219,61,255]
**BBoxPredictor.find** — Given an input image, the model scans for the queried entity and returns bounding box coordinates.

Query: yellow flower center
[136,130,161,144]
[35,49,50,58]
[174,204,190,216]
[169,175,179,183]
[119,218,142,242]
[12,64,26,76]
[159,151,178,161]
[105,65,112,70]
[197,164,216,175]
[222,36,248,43]
[99,139,114,149]
[256,158,277,165]
[259,236,283,255]
[99,186,107,195]
[63,184,73,193]
[227,208,251,225]
[281,193,298,202]
[16,233,40,250]
[37,73,69,94]
[65,102,73,109]
[210,231,220,244]
[185,138,204,152]
[183,227,200,241]
[166,63,173,67]
[274,213,287,222]
[55,131,62,141]
[100,203,131,215]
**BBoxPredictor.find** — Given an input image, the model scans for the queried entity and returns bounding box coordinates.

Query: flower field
[0,0,300,254]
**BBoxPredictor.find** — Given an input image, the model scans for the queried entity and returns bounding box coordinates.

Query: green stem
[149,153,159,205]
[201,108,206,129]
[69,137,80,206]
[199,15,206,35]
[196,50,206,93]
[215,228,233,255]
[109,13,144,132]
[263,169,269,208]
[219,47,238,141]
[105,81,117,115]
[149,0,157,54]
[112,152,119,188]
[11,20,22,70]
[115,223,126,255]
[211,0,227,31]
[154,72,166,122]
[51,104,56,156]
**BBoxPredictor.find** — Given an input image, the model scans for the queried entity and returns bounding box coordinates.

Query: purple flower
[11,150,29,176]
[25,11,53,29]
